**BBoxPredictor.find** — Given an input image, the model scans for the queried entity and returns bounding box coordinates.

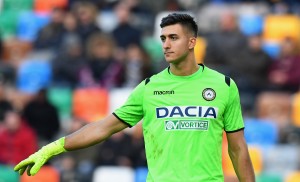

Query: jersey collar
[167,64,205,80]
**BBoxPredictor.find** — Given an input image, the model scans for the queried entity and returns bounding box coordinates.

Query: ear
[188,37,197,50]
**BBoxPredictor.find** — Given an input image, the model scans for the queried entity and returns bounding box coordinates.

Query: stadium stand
[1,1,300,181]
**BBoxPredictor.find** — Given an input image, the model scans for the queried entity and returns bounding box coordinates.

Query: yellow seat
[263,15,300,42]
[291,92,300,127]
[223,145,263,176]
[285,171,300,182]
[194,37,206,64]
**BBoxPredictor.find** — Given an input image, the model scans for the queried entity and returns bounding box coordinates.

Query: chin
[165,57,176,63]
[165,58,180,64]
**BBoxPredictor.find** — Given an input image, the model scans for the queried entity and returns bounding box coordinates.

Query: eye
[170,36,177,41]
[160,37,166,42]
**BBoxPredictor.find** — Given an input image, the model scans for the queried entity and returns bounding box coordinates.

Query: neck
[169,55,199,76]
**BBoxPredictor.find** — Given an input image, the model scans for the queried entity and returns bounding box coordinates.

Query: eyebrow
[160,34,178,39]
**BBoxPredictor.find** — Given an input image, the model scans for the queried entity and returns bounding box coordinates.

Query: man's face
[4,111,21,132]
[160,24,193,64]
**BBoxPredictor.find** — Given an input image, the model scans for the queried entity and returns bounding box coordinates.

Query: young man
[14,13,255,182]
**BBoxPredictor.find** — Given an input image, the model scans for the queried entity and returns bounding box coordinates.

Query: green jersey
[114,64,244,182]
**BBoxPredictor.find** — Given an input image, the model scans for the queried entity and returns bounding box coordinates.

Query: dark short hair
[160,13,198,37]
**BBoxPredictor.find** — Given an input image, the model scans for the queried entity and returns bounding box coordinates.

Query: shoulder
[203,65,233,87]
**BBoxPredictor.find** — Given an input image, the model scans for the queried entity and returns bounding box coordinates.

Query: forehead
[161,23,186,36]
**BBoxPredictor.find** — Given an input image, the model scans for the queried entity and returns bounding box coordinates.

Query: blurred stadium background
[0,0,300,181]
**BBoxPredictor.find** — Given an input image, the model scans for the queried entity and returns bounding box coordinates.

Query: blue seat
[262,42,281,59]
[239,15,264,36]
[262,145,299,175]
[17,60,52,94]
[135,167,148,182]
[244,118,278,146]
[17,11,50,41]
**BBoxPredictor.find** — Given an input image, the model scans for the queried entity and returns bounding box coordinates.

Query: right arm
[14,114,128,176]
[65,114,128,150]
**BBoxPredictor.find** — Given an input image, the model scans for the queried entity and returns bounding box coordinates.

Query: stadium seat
[20,165,59,182]
[34,0,68,14]
[0,10,19,39]
[92,166,135,182]
[47,86,73,120]
[17,11,50,42]
[3,0,33,11]
[262,41,281,59]
[256,173,282,182]
[256,91,292,129]
[0,164,20,182]
[17,60,52,94]
[223,145,263,176]
[263,15,300,42]
[135,167,148,182]
[244,118,278,146]
[291,92,300,127]
[248,146,263,175]
[238,14,264,36]
[285,171,300,182]
[142,37,164,65]
[73,87,109,122]
[262,145,299,176]
[109,88,133,113]
[194,37,206,64]
[97,10,118,33]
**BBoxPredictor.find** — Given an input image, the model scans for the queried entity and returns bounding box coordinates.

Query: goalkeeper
[15,13,255,182]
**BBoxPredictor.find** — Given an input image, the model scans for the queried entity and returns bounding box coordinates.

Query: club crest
[202,88,216,101]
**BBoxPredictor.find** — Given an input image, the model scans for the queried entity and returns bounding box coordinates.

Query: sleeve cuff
[225,127,244,133]
[112,112,133,128]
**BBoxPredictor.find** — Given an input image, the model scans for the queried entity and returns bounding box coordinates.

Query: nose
[163,39,171,49]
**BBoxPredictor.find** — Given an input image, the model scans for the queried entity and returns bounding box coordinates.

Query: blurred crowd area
[1,0,300,181]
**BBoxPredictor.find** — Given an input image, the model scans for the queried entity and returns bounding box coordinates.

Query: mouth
[164,52,173,55]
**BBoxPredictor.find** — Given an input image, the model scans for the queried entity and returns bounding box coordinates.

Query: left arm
[226,129,255,182]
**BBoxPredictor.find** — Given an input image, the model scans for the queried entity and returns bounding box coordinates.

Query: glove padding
[14,137,67,176]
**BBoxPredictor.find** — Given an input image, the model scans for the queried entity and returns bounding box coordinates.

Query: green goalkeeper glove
[14,137,67,176]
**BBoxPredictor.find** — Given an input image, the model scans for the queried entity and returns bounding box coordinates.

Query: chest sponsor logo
[153,90,175,95]
[156,106,218,119]
[165,120,209,131]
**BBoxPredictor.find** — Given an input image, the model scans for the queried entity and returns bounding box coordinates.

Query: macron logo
[153,90,175,95]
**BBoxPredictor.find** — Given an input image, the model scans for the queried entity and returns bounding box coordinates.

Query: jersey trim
[199,63,205,71]
[145,78,150,85]
[225,127,245,133]
[112,112,132,128]
[225,76,231,87]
